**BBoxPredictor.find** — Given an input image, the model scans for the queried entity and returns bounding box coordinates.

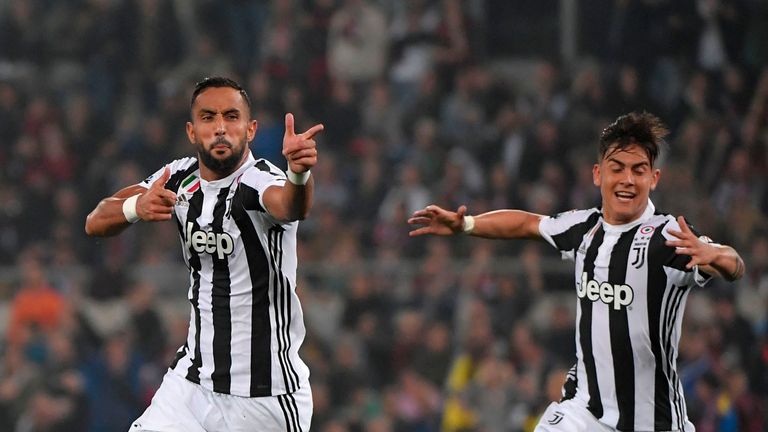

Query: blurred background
[0,0,766,431]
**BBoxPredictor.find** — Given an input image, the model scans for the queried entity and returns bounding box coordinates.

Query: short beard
[197,138,246,177]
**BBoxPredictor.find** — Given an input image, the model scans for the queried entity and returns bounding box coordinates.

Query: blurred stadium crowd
[0,0,767,431]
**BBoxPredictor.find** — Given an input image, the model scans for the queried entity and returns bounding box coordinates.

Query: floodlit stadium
[0,1,766,431]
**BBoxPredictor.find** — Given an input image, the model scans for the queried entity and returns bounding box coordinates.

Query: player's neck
[602,201,653,226]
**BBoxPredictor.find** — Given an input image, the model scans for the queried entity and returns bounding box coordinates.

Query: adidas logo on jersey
[185,222,234,259]
[578,272,634,310]
[176,194,190,208]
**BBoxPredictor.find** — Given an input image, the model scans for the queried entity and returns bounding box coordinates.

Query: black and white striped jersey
[539,201,712,432]
[138,151,309,397]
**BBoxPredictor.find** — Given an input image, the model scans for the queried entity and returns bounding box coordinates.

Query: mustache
[212,138,232,148]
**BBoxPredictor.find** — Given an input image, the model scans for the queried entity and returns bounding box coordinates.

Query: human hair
[598,112,669,167]
[190,76,251,113]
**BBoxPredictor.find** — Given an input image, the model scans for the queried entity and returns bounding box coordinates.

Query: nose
[214,115,226,135]
[622,169,635,185]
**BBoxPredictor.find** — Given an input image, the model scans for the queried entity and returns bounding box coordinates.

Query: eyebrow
[198,108,241,116]
[607,158,650,168]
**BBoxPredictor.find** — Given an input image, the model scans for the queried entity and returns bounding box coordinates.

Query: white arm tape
[122,194,141,223]
[287,169,311,185]
[462,215,475,234]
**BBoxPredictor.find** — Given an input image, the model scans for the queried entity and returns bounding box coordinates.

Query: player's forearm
[470,209,543,239]
[85,185,147,237]
[705,246,745,282]
[85,197,135,237]
[279,178,314,221]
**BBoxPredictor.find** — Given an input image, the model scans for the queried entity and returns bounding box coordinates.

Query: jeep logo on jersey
[185,222,234,259]
[578,272,634,310]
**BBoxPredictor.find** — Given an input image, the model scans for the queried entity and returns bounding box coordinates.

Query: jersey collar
[601,199,656,232]
[200,151,256,188]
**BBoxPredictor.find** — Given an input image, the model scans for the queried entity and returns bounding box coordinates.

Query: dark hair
[190,76,251,112]
[598,112,669,166]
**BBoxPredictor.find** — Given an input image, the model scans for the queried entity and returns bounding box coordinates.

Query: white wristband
[287,169,310,185]
[462,215,475,234]
[122,194,141,223]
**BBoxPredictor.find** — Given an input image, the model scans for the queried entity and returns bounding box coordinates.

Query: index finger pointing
[302,123,324,140]
[284,113,295,137]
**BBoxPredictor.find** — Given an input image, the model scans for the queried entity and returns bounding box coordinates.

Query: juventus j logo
[547,410,565,425]
[631,246,646,269]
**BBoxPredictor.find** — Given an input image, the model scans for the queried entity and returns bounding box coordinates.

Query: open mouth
[615,191,636,202]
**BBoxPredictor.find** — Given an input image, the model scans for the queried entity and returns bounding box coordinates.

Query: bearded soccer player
[408,112,745,432]
[86,77,322,432]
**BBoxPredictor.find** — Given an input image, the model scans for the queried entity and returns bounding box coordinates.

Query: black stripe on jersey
[256,160,283,177]
[270,226,299,393]
[170,343,188,369]
[269,227,291,392]
[561,363,578,401]
[185,190,205,384]
[166,160,200,192]
[239,183,266,212]
[278,394,299,432]
[663,285,688,430]
[580,226,604,419]
[663,217,704,273]
[608,226,639,431]
[647,223,673,430]
[284,275,301,387]
[230,190,273,397]
[211,187,233,394]
[550,211,601,252]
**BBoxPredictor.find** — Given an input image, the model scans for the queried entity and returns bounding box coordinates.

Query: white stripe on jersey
[141,153,310,397]
[590,228,622,427]
[540,200,711,431]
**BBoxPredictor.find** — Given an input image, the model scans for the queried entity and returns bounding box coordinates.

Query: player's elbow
[85,212,109,237]
[84,214,97,237]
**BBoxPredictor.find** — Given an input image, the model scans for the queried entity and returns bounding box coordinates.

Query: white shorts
[130,370,312,432]
[535,399,614,432]
[534,399,696,432]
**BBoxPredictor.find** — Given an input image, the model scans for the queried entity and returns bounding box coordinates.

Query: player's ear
[592,163,601,187]
[247,119,257,142]
[186,121,195,144]
[650,168,661,191]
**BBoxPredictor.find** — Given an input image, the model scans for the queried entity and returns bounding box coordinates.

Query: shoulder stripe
[238,183,266,212]
[550,211,601,252]
[255,160,284,177]
[166,160,199,192]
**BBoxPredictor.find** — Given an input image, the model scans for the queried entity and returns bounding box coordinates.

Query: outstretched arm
[85,167,177,237]
[262,113,324,222]
[408,204,544,240]
[665,216,745,281]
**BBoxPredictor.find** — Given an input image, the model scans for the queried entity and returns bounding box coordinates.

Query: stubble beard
[197,137,247,177]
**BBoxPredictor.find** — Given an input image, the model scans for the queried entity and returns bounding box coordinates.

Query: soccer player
[408,112,745,432]
[85,77,322,431]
